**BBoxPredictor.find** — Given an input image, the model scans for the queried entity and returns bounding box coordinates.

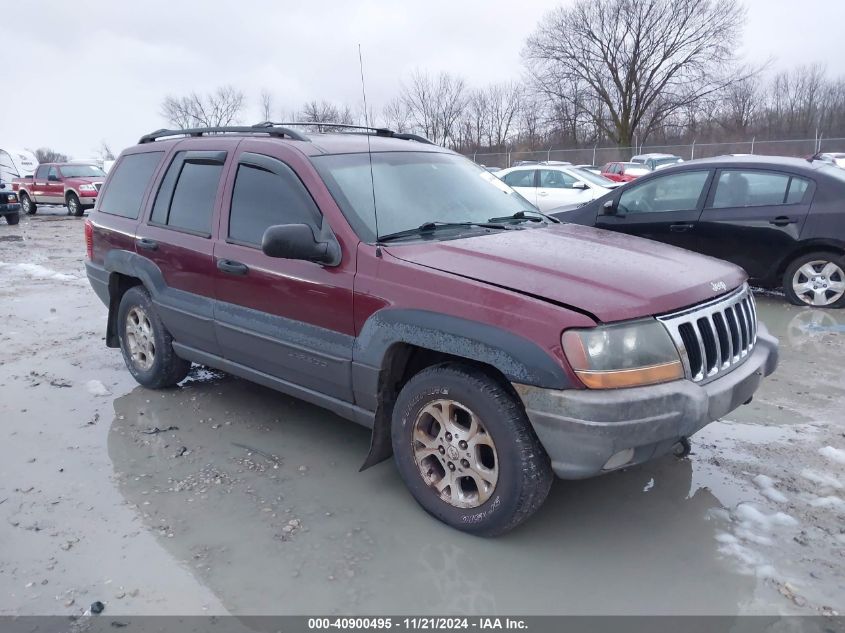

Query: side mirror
[261,224,339,265]
[601,199,618,215]
[572,181,589,190]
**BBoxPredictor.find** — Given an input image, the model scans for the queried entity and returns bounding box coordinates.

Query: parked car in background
[0,182,21,225]
[600,161,651,183]
[811,152,845,169]
[554,155,845,308]
[12,163,106,216]
[497,164,614,211]
[481,165,502,173]
[631,153,684,171]
[85,123,777,535]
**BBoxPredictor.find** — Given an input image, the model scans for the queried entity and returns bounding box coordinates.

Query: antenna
[358,44,380,245]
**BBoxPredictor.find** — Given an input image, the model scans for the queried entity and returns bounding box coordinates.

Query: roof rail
[254,121,435,145]
[138,124,309,144]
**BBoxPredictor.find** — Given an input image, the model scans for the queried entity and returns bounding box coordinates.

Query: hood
[385,224,746,323]
[68,176,103,184]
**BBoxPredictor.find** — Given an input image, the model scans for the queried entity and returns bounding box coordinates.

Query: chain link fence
[468,137,845,169]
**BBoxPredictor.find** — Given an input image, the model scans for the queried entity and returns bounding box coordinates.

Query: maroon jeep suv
[85,123,778,535]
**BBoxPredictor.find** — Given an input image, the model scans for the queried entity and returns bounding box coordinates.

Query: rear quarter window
[99,152,163,219]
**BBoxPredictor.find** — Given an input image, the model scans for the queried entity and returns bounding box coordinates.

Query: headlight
[562,319,683,389]
[79,184,96,192]
[6,194,16,202]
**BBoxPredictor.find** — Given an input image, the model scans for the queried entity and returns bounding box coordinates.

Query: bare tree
[258,90,274,122]
[97,141,116,161]
[400,70,468,146]
[382,97,412,133]
[160,86,245,129]
[296,100,355,130]
[32,147,69,163]
[524,0,751,147]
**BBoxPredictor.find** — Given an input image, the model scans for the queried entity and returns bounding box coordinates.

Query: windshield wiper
[377,221,508,243]
[487,209,560,224]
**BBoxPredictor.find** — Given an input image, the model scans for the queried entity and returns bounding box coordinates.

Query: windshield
[571,168,615,187]
[653,157,682,168]
[312,152,534,241]
[61,165,106,178]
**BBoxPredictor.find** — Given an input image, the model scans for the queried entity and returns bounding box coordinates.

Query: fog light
[603,448,635,471]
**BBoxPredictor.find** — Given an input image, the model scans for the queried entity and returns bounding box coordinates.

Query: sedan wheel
[791,260,845,307]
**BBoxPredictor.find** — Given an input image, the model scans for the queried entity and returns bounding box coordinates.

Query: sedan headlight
[562,319,683,389]
[79,184,97,192]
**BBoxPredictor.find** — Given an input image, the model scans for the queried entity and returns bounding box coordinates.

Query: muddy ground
[0,208,843,617]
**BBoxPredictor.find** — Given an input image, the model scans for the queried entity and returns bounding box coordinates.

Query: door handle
[538,191,548,197]
[669,223,694,232]
[770,216,798,226]
[136,238,158,251]
[217,259,249,275]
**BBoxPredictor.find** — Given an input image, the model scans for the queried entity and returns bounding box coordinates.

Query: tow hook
[672,437,692,458]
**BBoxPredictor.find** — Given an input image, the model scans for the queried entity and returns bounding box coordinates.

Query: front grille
[657,284,757,383]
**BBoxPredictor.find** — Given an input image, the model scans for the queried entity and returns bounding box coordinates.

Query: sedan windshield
[571,168,615,187]
[312,152,535,242]
[653,157,683,168]
[61,165,106,178]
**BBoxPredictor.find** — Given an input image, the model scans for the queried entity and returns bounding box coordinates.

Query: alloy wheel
[792,260,845,306]
[411,399,499,508]
[125,306,156,371]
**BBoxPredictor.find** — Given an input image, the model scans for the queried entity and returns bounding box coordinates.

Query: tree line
[149,0,844,155]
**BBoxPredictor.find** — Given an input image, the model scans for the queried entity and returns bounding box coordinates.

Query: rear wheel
[117,286,191,388]
[5,212,20,225]
[66,193,84,217]
[20,193,36,215]
[783,252,845,308]
[391,363,553,536]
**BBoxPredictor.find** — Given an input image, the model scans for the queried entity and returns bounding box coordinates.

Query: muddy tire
[782,251,845,308]
[117,286,190,388]
[5,213,20,225]
[391,363,553,536]
[20,193,36,215]
[67,193,84,217]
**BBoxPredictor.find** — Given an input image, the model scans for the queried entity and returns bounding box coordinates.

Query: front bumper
[515,324,779,479]
[0,202,21,215]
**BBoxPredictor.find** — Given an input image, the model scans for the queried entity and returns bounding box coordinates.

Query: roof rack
[254,121,435,145]
[138,124,309,144]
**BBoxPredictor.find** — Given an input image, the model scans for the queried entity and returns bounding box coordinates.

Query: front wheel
[783,252,845,308]
[391,363,553,536]
[66,193,84,217]
[5,213,20,225]
[117,286,191,388]
[20,193,36,215]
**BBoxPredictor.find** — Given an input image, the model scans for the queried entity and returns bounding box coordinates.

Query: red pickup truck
[13,163,106,216]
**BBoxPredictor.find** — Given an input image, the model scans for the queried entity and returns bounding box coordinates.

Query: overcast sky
[3,0,844,158]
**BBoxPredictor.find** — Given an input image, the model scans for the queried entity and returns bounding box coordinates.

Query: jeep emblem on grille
[711,281,727,292]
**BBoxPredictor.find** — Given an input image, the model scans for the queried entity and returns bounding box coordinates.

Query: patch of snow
[85,380,111,397]
[818,446,845,465]
[807,495,843,508]
[801,469,843,491]
[0,261,77,281]
[752,474,788,503]
[180,366,224,385]
[642,478,654,492]
[734,503,797,529]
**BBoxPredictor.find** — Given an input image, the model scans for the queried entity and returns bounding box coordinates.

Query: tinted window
[229,161,320,245]
[619,171,709,214]
[98,152,163,219]
[501,169,535,188]
[710,170,805,208]
[151,152,224,235]
[35,165,48,179]
[48,167,59,181]
[539,169,577,189]
[786,177,810,203]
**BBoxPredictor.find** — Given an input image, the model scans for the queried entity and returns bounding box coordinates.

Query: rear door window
[150,151,226,235]
[228,154,321,246]
[501,170,535,188]
[710,170,808,208]
[98,152,163,219]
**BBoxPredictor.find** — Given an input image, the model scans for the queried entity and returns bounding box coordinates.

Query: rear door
[135,144,229,357]
[213,142,355,401]
[500,168,538,206]
[695,169,813,281]
[596,169,714,251]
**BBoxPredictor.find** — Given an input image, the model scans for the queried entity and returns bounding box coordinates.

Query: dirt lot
[1,209,843,617]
